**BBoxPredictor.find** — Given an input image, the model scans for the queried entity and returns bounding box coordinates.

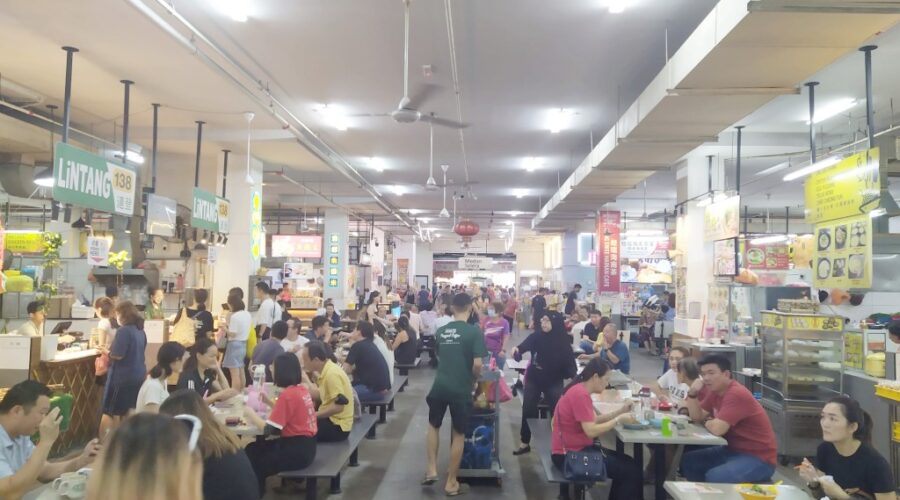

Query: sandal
[512,445,531,456]
[421,475,439,486]
[445,483,470,497]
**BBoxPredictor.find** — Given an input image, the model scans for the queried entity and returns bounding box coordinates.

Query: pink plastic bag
[485,379,513,403]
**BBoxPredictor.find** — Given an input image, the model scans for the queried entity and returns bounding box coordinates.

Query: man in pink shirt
[681,353,777,483]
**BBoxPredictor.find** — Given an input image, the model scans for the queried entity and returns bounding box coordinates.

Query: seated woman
[392,315,419,366]
[160,390,260,500]
[177,337,239,405]
[86,413,203,500]
[650,347,692,406]
[797,396,895,500]
[551,357,642,500]
[243,353,317,496]
[136,341,187,413]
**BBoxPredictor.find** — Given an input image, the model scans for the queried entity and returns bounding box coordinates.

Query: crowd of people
[0,281,895,500]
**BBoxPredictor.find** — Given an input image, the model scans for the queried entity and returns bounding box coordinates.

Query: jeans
[579,340,596,354]
[520,380,563,445]
[552,447,643,500]
[680,446,775,483]
[353,383,387,402]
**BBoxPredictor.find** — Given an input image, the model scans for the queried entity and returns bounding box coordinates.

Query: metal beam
[617,136,719,145]
[667,87,799,96]
[748,1,900,14]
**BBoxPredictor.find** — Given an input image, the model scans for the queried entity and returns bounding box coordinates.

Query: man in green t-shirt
[424,293,487,496]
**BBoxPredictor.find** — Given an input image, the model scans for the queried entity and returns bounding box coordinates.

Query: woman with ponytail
[551,357,642,500]
[135,341,187,413]
[797,396,894,499]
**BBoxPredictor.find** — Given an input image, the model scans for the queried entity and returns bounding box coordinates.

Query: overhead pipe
[706,155,713,194]
[61,47,78,144]
[221,149,230,198]
[193,121,205,187]
[805,82,819,163]
[860,45,877,149]
[735,125,744,195]
[121,80,133,162]
[151,103,160,192]
[124,0,416,228]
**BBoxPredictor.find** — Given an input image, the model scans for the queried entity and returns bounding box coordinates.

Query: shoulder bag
[556,411,607,483]
[171,307,197,347]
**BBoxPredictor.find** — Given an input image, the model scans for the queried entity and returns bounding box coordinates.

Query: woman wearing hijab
[511,311,577,455]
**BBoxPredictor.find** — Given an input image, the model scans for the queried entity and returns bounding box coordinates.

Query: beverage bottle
[661,416,672,437]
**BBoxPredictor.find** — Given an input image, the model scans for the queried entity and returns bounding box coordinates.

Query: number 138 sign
[52,142,137,216]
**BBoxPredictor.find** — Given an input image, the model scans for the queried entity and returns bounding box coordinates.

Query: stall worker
[888,321,900,351]
[681,354,777,484]
[301,341,354,442]
[0,381,101,499]
[16,301,45,337]
[144,287,165,320]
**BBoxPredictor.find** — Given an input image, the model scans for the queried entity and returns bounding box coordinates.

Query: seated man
[681,354,777,483]
[251,320,287,381]
[343,321,391,401]
[301,341,354,442]
[305,315,332,344]
[578,311,608,354]
[0,381,101,498]
[578,324,630,375]
[325,302,341,329]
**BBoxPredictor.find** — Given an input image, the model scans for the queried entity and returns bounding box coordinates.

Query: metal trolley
[457,368,506,485]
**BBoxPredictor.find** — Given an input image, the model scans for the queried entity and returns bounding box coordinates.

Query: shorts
[426,396,471,435]
[223,340,248,368]
[102,381,141,416]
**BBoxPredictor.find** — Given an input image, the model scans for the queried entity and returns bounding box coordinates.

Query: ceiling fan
[353,0,467,129]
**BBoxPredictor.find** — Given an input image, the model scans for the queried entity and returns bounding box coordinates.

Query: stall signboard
[207,245,218,265]
[813,213,872,289]
[86,237,109,267]
[805,148,880,224]
[191,188,230,234]
[284,262,315,281]
[272,235,323,258]
[761,312,843,332]
[397,258,409,286]
[620,258,673,284]
[596,211,620,292]
[52,142,136,215]
[326,233,340,288]
[704,195,740,241]
[458,256,493,271]
[621,238,669,259]
[250,190,262,270]
[713,238,739,276]
[3,231,45,254]
[741,240,790,271]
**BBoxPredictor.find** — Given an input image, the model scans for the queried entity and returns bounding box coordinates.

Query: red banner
[597,211,621,293]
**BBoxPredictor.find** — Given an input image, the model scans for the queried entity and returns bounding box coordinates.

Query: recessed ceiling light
[605,0,635,13]
[523,157,543,172]
[392,185,404,196]
[367,157,385,172]
[547,108,574,133]
[314,104,349,131]
[514,189,527,198]
[214,0,250,22]
[783,156,840,181]
[805,98,857,124]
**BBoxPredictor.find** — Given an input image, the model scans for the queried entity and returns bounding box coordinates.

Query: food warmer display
[760,311,844,463]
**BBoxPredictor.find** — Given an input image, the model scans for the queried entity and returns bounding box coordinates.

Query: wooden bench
[278,413,378,500]
[360,375,408,424]
[527,418,606,500]
[394,357,421,377]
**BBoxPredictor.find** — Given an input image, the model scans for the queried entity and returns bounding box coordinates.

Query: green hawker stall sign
[191,187,230,234]
[52,142,137,215]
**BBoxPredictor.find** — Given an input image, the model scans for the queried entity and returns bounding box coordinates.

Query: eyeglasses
[174,414,202,451]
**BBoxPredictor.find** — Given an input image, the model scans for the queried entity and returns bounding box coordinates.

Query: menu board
[620,258,673,284]
[805,148,880,224]
[713,238,738,276]
[704,195,740,241]
[272,235,323,258]
[742,240,790,270]
[813,214,872,289]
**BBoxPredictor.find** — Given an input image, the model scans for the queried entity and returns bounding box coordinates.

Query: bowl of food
[735,484,778,500]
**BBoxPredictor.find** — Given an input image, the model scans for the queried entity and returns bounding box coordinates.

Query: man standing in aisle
[424,293,487,497]
[530,288,547,330]
[254,282,276,340]
[681,354,777,483]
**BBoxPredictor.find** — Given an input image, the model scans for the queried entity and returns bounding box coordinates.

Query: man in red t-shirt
[681,353,777,483]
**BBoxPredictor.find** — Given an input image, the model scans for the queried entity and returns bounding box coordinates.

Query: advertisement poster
[813,214,872,289]
[86,237,109,267]
[596,212,621,293]
[3,231,44,253]
[713,238,738,276]
[620,258,673,284]
[805,148,880,224]
[397,258,409,287]
[742,240,790,271]
[673,256,687,318]
[621,238,669,259]
[271,235,323,258]
[249,191,262,271]
[704,195,740,241]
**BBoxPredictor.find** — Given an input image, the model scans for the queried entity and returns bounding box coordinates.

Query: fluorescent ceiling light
[750,234,794,245]
[514,189,527,198]
[367,157,385,172]
[33,168,54,187]
[607,0,634,13]
[523,157,543,172]
[216,0,250,22]
[755,161,790,177]
[783,156,840,181]
[832,162,877,182]
[419,217,432,223]
[392,185,404,196]
[509,211,522,217]
[696,192,730,208]
[113,150,145,165]
[624,229,662,237]
[314,104,349,131]
[869,208,887,218]
[806,98,857,124]
[547,108,574,133]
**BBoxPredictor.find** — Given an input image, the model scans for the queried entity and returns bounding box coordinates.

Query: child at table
[243,353,317,496]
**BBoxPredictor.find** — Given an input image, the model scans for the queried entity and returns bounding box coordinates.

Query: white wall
[414,242,433,286]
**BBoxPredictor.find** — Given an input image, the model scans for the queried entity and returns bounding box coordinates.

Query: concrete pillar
[211,152,263,308]
[322,209,349,309]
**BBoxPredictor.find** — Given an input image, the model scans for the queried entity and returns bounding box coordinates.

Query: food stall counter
[32,348,100,455]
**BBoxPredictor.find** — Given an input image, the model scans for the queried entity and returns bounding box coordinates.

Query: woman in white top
[371,320,395,385]
[221,293,252,391]
[136,341,187,413]
[650,347,694,406]
[95,297,117,348]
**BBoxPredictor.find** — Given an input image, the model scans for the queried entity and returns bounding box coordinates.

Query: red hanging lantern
[454,219,480,238]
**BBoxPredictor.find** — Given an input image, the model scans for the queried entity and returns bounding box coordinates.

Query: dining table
[210,385,279,438]
[664,481,813,500]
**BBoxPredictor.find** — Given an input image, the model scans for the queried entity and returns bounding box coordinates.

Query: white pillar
[211,152,263,308]
[322,209,350,309]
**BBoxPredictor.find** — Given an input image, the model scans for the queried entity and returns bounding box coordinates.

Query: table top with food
[664,481,812,500]
[210,384,280,437]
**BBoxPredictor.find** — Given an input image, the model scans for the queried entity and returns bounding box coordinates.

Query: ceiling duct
[0,156,39,198]
[0,78,44,107]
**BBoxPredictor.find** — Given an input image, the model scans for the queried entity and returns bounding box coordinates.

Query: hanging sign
[326,233,341,288]
[207,246,219,265]
[52,142,136,215]
[621,238,669,259]
[86,237,110,267]
[249,190,262,270]
[3,231,45,254]
[805,148,880,224]
[597,211,621,293]
[813,213,872,289]
[191,188,230,234]
[704,195,740,241]
[742,240,790,271]
[458,256,494,271]
[397,258,409,286]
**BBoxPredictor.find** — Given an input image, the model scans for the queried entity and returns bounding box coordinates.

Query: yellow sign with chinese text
[762,312,843,332]
[3,231,45,254]
[805,148,880,224]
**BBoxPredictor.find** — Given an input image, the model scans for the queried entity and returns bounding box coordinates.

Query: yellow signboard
[3,231,45,253]
[703,195,740,241]
[805,148,880,224]
[761,312,843,332]
[813,214,872,289]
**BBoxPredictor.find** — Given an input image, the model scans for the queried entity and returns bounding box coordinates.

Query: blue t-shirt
[601,339,630,374]
[109,324,148,386]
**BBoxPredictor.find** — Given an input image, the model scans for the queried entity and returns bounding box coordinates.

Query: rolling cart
[458,368,505,486]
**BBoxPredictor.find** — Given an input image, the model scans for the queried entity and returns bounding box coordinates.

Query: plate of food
[735,483,778,500]
[848,254,865,279]
[835,225,848,249]
[746,248,765,266]
[818,228,831,251]
[817,258,831,280]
